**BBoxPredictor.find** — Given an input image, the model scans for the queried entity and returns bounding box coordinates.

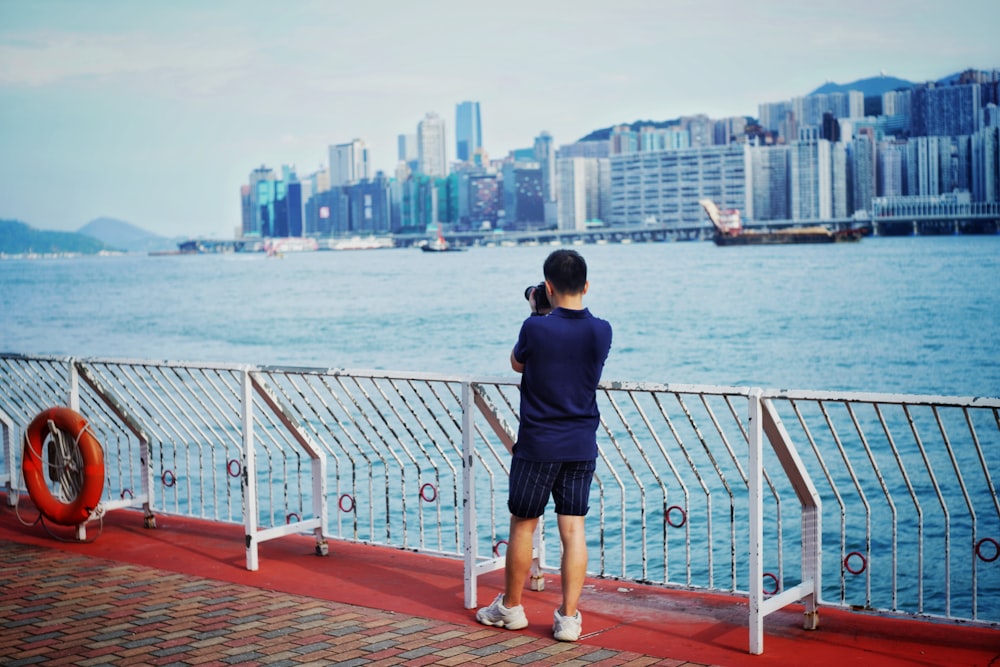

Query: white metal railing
[1,353,998,654]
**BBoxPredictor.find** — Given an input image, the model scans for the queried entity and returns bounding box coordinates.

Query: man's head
[543,249,588,295]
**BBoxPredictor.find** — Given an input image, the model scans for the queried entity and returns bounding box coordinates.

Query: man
[476,249,613,642]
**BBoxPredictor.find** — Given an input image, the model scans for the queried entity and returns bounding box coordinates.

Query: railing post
[462,381,477,609]
[241,369,260,571]
[1,407,15,506]
[748,388,765,654]
[69,361,87,541]
[69,360,80,412]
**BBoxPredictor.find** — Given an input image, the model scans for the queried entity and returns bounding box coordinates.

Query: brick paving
[0,541,702,667]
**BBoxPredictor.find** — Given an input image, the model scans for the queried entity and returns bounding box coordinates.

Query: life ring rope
[20,407,106,530]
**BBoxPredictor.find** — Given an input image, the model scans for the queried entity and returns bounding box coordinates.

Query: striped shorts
[507,457,596,518]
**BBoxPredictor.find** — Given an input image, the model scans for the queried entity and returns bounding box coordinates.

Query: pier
[4,509,999,666]
[2,354,998,662]
[177,211,999,253]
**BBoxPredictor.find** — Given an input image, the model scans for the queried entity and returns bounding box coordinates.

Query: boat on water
[325,236,395,251]
[700,199,865,246]
[420,224,466,252]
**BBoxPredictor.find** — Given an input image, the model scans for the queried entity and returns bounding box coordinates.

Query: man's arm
[510,349,524,374]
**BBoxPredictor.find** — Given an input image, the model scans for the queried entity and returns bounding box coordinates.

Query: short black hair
[543,249,587,294]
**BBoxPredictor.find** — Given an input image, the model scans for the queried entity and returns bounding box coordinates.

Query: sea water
[2,235,998,396]
[3,236,1000,617]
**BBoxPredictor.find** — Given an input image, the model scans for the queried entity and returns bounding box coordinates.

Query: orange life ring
[22,407,105,526]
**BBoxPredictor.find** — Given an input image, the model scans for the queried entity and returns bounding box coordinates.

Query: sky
[1,0,998,239]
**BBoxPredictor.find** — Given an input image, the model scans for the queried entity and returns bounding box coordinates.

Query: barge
[700,199,865,245]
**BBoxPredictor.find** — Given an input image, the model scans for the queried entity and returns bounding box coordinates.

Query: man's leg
[556,513,587,617]
[503,514,539,607]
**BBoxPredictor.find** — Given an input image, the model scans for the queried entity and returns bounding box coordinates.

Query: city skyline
[1,0,999,238]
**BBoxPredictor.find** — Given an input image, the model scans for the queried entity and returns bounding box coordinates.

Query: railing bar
[163,366,229,520]
[601,390,649,578]
[2,358,68,421]
[652,394,696,586]
[596,399,630,577]
[819,400,873,609]
[873,403,923,614]
[338,375,400,545]
[788,398,848,605]
[88,362,183,514]
[674,393,716,589]
[306,374,366,540]
[933,406,976,620]
[320,374,378,540]
[627,390,677,582]
[421,381,466,552]
[845,402,897,613]
[385,378,435,549]
[903,404,950,618]
[699,394,745,589]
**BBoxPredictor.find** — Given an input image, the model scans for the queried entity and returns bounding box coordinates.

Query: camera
[524,282,550,311]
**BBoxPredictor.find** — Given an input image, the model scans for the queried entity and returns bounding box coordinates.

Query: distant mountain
[0,219,109,255]
[580,116,689,142]
[78,217,178,253]
[576,69,1000,142]
[809,74,915,97]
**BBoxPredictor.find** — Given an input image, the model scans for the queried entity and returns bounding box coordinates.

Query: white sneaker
[553,608,582,641]
[476,593,528,630]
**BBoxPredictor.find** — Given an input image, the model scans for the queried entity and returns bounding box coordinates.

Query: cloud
[0,28,252,93]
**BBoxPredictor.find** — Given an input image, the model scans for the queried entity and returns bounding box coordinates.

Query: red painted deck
[2,497,998,666]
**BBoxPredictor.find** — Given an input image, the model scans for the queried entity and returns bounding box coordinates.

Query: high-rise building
[417,113,447,178]
[831,142,850,219]
[608,144,749,227]
[329,139,371,187]
[971,126,1000,202]
[684,115,713,148]
[609,126,640,155]
[790,127,832,220]
[501,162,545,227]
[244,166,273,236]
[534,131,556,205]
[457,171,500,229]
[749,144,790,221]
[455,101,482,162]
[877,140,907,197]
[557,140,610,159]
[882,89,912,118]
[911,83,982,137]
[713,117,748,145]
[556,157,609,230]
[243,165,302,237]
[397,133,418,173]
[848,130,877,215]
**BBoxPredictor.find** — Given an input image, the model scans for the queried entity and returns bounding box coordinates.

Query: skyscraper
[911,83,982,137]
[329,139,371,187]
[790,127,832,220]
[455,101,482,162]
[533,131,556,202]
[417,113,447,178]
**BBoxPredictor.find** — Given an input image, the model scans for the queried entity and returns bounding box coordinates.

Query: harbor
[172,206,1000,254]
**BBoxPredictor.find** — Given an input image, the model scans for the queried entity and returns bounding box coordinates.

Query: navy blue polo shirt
[512,307,612,462]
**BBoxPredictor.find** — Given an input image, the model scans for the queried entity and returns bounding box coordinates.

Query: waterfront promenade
[2,501,999,666]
